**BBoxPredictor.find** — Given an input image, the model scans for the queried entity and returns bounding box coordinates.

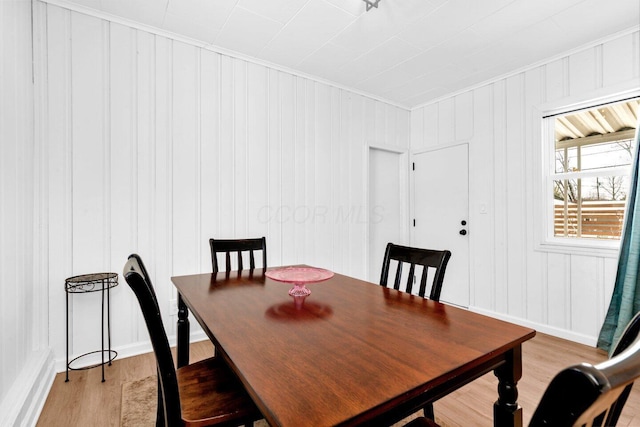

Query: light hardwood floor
[37,333,640,426]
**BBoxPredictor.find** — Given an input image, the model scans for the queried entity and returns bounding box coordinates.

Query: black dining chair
[209,237,267,273]
[379,242,451,420]
[123,254,262,427]
[604,311,640,425]
[379,243,451,301]
[405,311,640,427]
[177,237,267,366]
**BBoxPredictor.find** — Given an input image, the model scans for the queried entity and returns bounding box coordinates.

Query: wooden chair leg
[423,402,435,419]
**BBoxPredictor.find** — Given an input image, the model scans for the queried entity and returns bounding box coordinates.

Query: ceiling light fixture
[363,0,381,12]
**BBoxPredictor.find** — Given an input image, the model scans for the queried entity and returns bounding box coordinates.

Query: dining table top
[172,266,536,427]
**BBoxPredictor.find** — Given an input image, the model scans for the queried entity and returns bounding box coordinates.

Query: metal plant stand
[65,272,118,382]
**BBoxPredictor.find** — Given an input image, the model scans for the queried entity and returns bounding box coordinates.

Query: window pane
[580,140,634,171]
[553,178,578,203]
[554,147,578,173]
[581,175,630,201]
[553,176,628,240]
[548,97,638,245]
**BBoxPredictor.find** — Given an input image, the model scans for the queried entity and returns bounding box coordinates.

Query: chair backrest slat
[394,262,403,290]
[406,263,416,294]
[236,251,243,271]
[380,242,451,301]
[226,251,232,272]
[419,268,429,297]
[209,237,267,273]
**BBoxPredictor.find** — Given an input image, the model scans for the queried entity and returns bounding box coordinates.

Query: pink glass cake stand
[265,266,334,297]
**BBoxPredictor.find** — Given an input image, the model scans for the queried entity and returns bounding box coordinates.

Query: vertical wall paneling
[304,81,317,263]
[314,84,331,268]
[153,35,173,338]
[438,98,455,144]
[603,34,634,88]
[340,93,351,275]
[524,67,546,325]
[569,48,598,96]
[412,29,640,344]
[279,72,296,264]
[570,254,600,338]
[331,88,342,273]
[505,75,526,318]
[0,0,55,424]
[454,92,474,142]
[137,30,155,277]
[602,257,619,319]
[109,22,135,348]
[135,29,157,340]
[45,4,72,372]
[350,95,367,279]
[233,59,248,239]
[544,59,565,102]
[492,80,509,314]
[70,12,108,358]
[266,69,282,265]
[199,49,219,271]
[33,0,50,354]
[293,76,306,265]
[469,85,495,310]
[423,104,438,148]
[172,41,199,275]
[1,0,18,405]
[218,55,235,236]
[246,63,269,240]
[409,109,423,150]
[40,3,410,371]
[1,0,17,398]
[546,253,569,330]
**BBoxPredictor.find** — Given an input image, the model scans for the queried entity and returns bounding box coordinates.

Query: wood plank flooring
[37,333,640,426]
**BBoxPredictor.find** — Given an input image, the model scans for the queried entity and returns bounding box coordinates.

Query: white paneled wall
[40,4,410,369]
[0,0,54,425]
[411,29,640,345]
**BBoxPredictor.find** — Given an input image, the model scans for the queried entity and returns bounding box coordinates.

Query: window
[546,98,639,245]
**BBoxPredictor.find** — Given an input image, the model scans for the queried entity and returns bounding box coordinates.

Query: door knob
[459,229,467,236]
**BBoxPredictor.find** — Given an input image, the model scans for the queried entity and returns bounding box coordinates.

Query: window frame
[535,90,639,258]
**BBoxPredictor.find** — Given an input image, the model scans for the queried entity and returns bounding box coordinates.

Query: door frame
[366,144,410,282]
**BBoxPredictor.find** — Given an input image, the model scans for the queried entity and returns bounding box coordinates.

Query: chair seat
[404,416,441,427]
[178,357,261,426]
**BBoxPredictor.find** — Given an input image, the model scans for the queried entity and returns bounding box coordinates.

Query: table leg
[177,294,190,368]
[493,345,523,427]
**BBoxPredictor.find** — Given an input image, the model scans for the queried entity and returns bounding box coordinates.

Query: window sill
[536,238,621,258]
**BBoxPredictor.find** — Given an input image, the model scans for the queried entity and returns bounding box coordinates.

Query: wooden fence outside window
[554,200,626,239]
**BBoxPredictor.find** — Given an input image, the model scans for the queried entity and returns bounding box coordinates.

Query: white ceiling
[50,0,640,108]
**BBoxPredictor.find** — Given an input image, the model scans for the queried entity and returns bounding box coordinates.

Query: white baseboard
[0,348,55,427]
[53,330,209,372]
[469,306,598,347]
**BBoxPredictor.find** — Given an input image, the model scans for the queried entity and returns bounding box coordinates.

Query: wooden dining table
[172,267,535,427]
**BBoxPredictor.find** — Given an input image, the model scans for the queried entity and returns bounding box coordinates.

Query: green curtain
[597,124,640,354]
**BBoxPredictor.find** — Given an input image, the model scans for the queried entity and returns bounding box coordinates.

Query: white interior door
[413,144,469,307]
[368,148,406,282]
